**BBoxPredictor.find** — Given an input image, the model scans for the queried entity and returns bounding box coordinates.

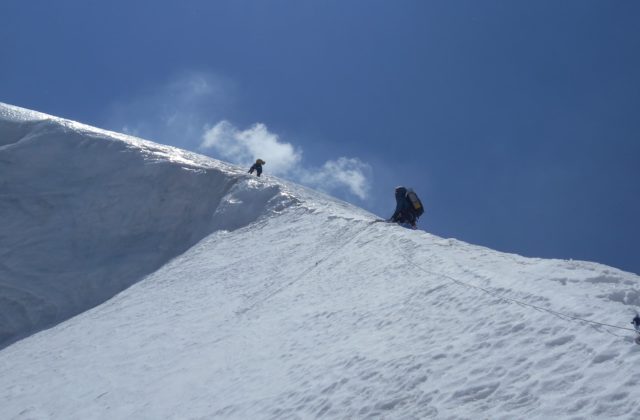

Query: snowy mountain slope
[1,103,640,419]
[0,103,302,348]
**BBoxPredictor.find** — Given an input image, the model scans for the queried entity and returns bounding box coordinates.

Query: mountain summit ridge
[1,103,639,419]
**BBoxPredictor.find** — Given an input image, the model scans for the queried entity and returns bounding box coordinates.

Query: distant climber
[388,186,424,229]
[633,314,640,345]
[249,159,265,177]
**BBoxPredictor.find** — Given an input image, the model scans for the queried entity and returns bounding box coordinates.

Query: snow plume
[103,72,234,149]
[299,157,372,200]
[201,120,302,176]
[104,72,372,200]
[201,121,372,200]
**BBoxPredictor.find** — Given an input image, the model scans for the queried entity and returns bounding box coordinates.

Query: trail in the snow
[2,103,640,419]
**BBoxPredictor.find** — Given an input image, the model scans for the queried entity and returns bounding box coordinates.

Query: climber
[248,159,266,177]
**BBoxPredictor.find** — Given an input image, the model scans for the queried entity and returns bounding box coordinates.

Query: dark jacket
[249,159,265,177]
[390,187,416,226]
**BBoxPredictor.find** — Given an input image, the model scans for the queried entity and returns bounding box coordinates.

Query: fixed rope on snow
[236,218,381,315]
[395,237,639,343]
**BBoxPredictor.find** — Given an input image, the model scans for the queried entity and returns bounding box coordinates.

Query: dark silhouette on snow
[249,159,265,177]
[388,186,424,229]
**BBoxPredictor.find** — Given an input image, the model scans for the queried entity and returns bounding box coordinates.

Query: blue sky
[2,1,639,274]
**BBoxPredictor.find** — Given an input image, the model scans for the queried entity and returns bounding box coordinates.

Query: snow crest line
[396,238,637,339]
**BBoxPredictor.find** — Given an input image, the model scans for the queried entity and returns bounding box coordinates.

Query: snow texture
[1,103,640,419]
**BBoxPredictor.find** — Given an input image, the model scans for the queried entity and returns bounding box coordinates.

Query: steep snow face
[0,103,303,348]
[1,104,640,419]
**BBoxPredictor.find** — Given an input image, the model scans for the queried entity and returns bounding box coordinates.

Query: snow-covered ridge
[2,103,640,418]
[0,103,310,348]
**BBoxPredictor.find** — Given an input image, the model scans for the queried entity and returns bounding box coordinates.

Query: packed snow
[1,103,640,419]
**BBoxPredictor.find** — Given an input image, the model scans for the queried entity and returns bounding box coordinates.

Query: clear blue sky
[2,1,639,274]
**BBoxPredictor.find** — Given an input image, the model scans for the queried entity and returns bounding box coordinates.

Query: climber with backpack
[248,159,266,177]
[388,186,424,229]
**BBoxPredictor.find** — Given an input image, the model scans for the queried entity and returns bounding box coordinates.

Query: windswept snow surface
[1,103,640,419]
[0,103,297,348]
